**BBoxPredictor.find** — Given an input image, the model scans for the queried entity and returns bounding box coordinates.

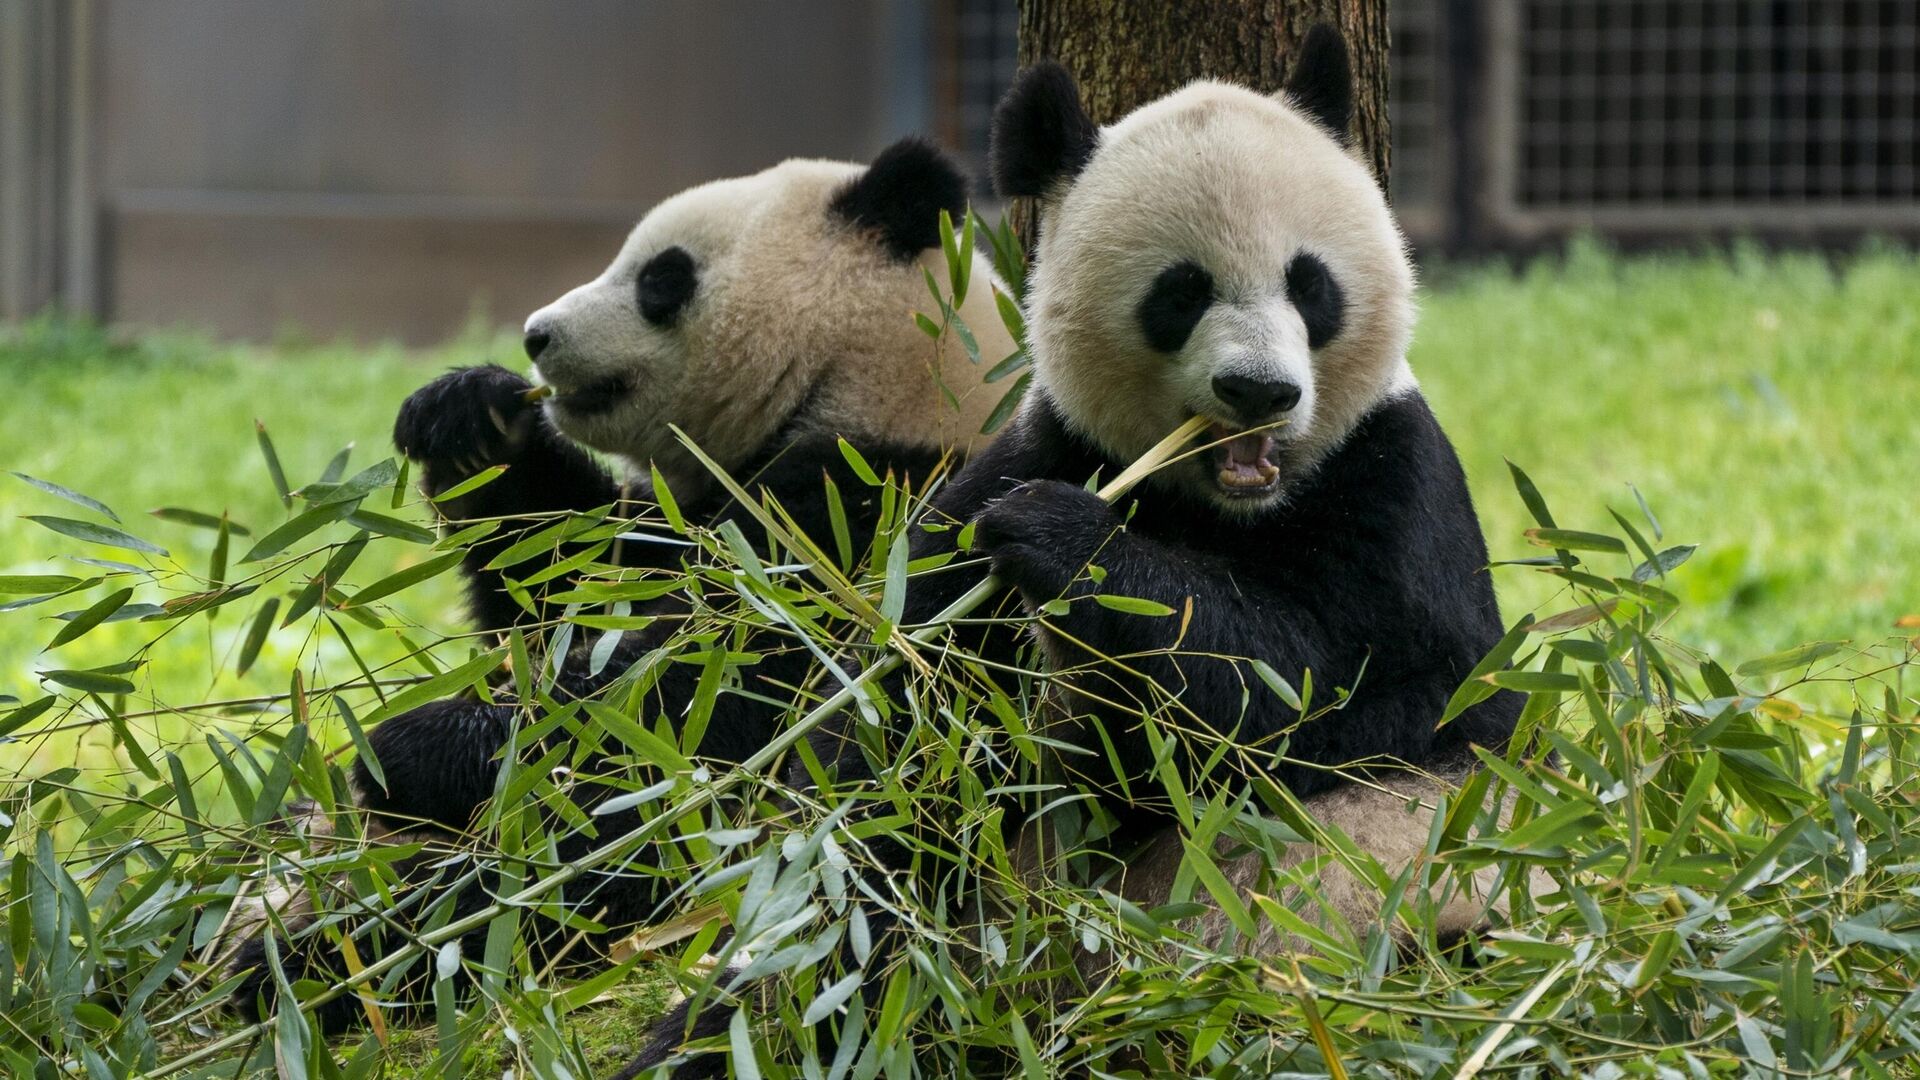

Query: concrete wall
[4,0,931,343]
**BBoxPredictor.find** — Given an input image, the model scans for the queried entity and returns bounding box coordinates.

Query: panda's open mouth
[1207,422,1281,495]
[548,374,631,416]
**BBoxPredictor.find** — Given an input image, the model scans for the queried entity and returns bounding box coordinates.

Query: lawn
[1416,241,1919,660]
[1,321,495,784]
[2,243,1917,1075]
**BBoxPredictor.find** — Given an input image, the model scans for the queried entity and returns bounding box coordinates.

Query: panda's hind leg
[228,845,502,1034]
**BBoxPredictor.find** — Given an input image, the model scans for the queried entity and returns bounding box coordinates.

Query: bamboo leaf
[344,508,436,544]
[236,598,280,676]
[0,695,56,738]
[344,549,466,608]
[25,516,168,557]
[256,419,292,507]
[1735,640,1848,678]
[1093,594,1175,616]
[47,588,135,645]
[1524,528,1627,554]
[837,438,881,487]
[240,501,354,562]
[1484,670,1582,693]
[803,971,864,1026]
[298,457,397,505]
[430,464,509,503]
[150,506,253,535]
[982,370,1031,435]
[12,472,120,522]
[361,649,507,727]
[0,575,82,595]
[43,666,138,696]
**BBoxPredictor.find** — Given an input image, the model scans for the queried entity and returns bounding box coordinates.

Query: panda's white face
[523,165,814,486]
[521,158,1010,497]
[1027,84,1415,513]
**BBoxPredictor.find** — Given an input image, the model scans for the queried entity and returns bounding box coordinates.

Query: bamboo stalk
[155,414,1211,1075]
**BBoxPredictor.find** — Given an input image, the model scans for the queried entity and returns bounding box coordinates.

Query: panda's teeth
[1209,425,1280,491]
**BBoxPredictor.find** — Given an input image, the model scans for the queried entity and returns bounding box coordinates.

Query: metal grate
[1390,0,1450,241]
[951,0,1021,191]
[1491,0,1920,231]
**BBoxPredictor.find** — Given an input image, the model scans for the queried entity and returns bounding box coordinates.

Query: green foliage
[0,245,1916,1077]
[1417,239,1920,660]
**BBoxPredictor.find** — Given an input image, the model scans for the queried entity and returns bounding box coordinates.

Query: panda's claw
[393,364,540,475]
[971,480,1118,598]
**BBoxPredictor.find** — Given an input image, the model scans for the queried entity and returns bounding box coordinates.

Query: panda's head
[524,139,1008,496]
[991,26,1415,513]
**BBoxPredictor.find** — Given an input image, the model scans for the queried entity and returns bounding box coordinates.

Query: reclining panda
[229,138,1017,1030]
[633,24,1523,1078]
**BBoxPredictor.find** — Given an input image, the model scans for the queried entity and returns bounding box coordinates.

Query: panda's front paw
[392,365,542,475]
[971,480,1119,599]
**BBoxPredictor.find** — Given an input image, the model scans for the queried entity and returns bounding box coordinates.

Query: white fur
[526,159,1014,500]
[1021,763,1543,973]
[1006,79,1506,959]
[1024,82,1417,512]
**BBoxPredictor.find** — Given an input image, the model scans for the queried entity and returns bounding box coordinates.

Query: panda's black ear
[1284,23,1353,144]
[829,137,968,261]
[989,61,1097,199]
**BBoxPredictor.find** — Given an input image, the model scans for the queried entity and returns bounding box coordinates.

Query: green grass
[1417,241,1920,658]
[0,319,507,781]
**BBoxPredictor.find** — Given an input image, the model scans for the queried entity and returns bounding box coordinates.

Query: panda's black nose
[1212,374,1301,421]
[523,329,553,362]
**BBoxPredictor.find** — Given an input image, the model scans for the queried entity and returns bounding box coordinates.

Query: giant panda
[628,25,1526,1079]
[227,138,1017,1033]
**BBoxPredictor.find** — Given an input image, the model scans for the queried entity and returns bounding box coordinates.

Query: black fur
[988,61,1098,199]
[612,996,735,1080]
[638,246,699,326]
[828,137,968,261]
[1136,261,1215,353]
[819,388,1518,807]
[1285,23,1354,142]
[234,366,951,1033]
[1285,251,1346,349]
[391,364,626,635]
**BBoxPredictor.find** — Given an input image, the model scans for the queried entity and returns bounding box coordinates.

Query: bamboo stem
[155,415,1211,1076]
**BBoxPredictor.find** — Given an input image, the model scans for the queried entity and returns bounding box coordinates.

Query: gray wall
[4,0,931,342]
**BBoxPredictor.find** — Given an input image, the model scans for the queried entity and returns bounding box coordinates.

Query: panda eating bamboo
[227,139,1017,1031]
[632,24,1526,1078]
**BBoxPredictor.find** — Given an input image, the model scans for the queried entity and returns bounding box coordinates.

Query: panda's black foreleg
[230,845,509,1034]
[967,479,1407,802]
[393,364,630,635]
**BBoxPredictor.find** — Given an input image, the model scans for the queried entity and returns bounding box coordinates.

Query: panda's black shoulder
[734,432,955,544]
[924,396,1110,524]
[1289,390,1478,536]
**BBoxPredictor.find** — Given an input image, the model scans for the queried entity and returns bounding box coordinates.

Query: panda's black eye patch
[636,246,698,327]
[1137,261,1214,354]
[1285,252,1345,349]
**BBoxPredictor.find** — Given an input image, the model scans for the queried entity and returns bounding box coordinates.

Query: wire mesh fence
[1486,0,1920,236]
[951,0,1920,246]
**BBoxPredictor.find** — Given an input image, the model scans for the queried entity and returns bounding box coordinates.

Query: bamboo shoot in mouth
[523,384,554,404]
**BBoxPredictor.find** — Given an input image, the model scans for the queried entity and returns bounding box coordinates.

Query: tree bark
[1015,0,1391,188]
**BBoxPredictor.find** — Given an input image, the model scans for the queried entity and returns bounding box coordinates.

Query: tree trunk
[1015,0,1390,187]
